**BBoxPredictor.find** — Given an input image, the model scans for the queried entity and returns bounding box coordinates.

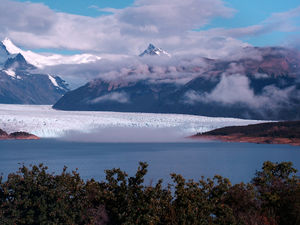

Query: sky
[0,0,299,111]
[1,0,300,57]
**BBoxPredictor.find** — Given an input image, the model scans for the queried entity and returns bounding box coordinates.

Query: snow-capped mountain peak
[0,39,10,54]
[2,38,22,54]
[139,44,171,57]
[147,44,156,51]
[1,38,101,68]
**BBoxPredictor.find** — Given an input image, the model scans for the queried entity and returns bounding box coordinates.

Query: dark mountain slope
[0,53,69,104]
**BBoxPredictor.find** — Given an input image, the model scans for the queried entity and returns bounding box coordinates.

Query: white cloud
[89,92,130,104]
[203,74,260,106]
[184,74,296,110]
[263,6,300,32]
[206,6,300,39]
[1,0,299,58]
[61,127,187,143]
[43,54,215,88]
[115,0,235,36]
[0,0,240,57]
[0,0,56,35]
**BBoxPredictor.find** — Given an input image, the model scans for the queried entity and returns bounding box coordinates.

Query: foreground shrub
[252,161,300,225]
[0,161,299,225]
[0,164,89,224]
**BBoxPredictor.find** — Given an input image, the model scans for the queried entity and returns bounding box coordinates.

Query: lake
[0,139,299,184]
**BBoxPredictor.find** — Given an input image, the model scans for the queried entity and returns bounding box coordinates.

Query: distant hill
[193,121,300,145]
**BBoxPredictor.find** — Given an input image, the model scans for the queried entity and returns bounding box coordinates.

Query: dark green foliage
[0,164,89,225]
[0,161,299,225]
[252,161,300,225]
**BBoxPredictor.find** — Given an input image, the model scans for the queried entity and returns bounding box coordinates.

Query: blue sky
[16,0,300,21]
[2,0,300,56]
[15,0,300,47]
[17,0,135,17]
[207,0,300,46]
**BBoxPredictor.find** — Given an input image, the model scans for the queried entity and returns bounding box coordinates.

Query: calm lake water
[0,139,299,184]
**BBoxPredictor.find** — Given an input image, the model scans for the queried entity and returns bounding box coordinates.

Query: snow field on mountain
[2,38,101,68]
[0,104,264,138]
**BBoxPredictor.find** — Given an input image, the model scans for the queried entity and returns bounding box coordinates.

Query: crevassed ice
[0,104,264,138]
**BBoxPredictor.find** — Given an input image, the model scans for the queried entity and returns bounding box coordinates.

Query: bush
[0,161,299,225]
[0,164,88,224]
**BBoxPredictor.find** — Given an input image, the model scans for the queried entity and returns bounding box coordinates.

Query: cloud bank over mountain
[52,45,300,120]
[0,0,299,88]
[184,74,297,109]
[1,0,299,57]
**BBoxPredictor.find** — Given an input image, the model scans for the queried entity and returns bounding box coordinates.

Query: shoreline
[191,135,300,146]
[192,121,300,146]
[0,130,40,140]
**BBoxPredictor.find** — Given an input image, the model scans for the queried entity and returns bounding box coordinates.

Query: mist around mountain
[53,44,300,120]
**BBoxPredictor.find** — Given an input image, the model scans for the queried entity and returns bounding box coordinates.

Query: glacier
[0,104,265,139]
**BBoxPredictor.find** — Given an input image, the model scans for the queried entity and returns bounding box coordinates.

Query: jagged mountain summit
[139,44,171,57]
[1,38,101,68]
[0,39,70,104]
[0,41,10,65]
[4,53,36,71]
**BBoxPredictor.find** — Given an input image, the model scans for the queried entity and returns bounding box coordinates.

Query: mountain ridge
[53,46,300,120]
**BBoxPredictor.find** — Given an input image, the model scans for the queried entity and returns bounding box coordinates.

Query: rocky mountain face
[0,42,10,66]
[53,46,300,120]
[0,39,69,104]
[4,53,35,71]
